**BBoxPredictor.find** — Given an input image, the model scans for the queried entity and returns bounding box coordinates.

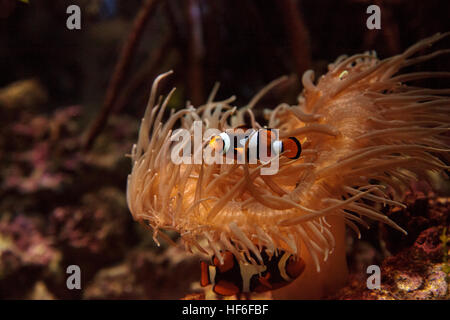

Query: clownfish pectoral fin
[239,137,249,146]
[200,261,210,287]
[283,137,302,159]
[213,280,240,296]
[258,273,273,289]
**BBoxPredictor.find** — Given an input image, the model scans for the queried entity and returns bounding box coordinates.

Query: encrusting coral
[127,33,450,299]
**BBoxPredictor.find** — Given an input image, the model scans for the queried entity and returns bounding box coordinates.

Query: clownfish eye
[209,133,231,153]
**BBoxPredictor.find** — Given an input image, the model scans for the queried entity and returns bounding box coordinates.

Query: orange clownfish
[208,128,302,162]
[200,248,305,296]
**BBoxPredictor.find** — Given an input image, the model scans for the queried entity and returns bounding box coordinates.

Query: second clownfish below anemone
[208,127,302,162]
[200,248,306,296]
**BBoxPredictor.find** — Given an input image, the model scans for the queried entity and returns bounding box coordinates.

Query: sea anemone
[127,33,449,298]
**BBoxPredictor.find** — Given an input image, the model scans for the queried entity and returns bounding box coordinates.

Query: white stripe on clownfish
[239,263,267,293]
[209,265,216,286]
[278,252,292,282]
